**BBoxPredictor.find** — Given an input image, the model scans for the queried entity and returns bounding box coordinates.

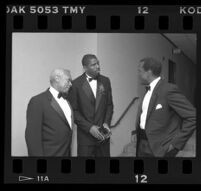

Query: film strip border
[7,14,198,31]
[7,158,197,184]
[5,5,201,32]
[4,5,201,184]
[7,15,201,32]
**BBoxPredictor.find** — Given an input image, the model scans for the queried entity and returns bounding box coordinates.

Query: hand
[167,144,174,152]
[165,144,179,157]
[102,123,112,139]
[103,123,111,133]
[89,125,105,141]
[131,134,137,143]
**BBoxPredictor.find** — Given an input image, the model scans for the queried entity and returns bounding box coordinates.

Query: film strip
[2,1,201,184]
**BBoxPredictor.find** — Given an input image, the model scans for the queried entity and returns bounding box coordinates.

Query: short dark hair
[82,54,97,66]
[140,57,162,77]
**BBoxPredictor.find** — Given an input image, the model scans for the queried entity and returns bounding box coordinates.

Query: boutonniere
[98,84,105,94]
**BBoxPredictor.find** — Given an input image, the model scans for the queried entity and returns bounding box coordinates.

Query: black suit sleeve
[104,78,114,126]
[25,97,44,156]
[68,85,93,133]
[167,84,196,150]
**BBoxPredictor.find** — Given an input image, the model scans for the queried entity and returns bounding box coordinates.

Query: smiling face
[84,57,100,78]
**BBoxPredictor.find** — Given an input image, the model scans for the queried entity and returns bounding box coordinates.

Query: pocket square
[155,104,162,110]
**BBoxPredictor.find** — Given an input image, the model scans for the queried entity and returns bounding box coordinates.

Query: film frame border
[2,1,201,184]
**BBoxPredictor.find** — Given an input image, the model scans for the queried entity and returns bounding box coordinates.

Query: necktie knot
[145,85,151,92]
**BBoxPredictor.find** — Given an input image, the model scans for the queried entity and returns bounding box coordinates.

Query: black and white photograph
[11,33,196,157]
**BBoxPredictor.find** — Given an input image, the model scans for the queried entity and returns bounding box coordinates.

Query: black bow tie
[58,92,68,99]
[88,76,98,82]
[145,85,151,92]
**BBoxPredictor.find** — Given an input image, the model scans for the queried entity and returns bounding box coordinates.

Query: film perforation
[182,160,192,174]
[110,16,120,30]
[109,159,119,174]
[62,16,72,29]
[158,160,168,174]
[4,3,200,184]
[85,159,95,174]
[86,15,96,30]
[183,16,193,30]
[159,16,169,30]
[61,159,71,173]
[134,160,144,174]
[12,159,23,174]
[13,15,23,29]
[135,16,145,30]
[10,14,197,31]
[37,159,47,173]
[37,15,48,30]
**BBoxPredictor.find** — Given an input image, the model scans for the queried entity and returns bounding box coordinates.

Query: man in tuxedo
[68,54,113,157]
[136,57,196,157]
[25,69,74,156]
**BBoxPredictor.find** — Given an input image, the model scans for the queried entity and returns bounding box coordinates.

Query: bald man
[25,69,74,156]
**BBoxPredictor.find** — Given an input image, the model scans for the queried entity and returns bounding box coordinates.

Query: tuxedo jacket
[68,73,114,145]
[136,79,196,157]
[25,89,73,156]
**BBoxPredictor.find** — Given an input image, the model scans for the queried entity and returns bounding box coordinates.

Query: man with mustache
[136,57,196,157]
[25,69,74,156]
[68,54,114,157]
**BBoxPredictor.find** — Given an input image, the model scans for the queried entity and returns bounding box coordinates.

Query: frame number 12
[137,6,149,14]
[135,174,148,183]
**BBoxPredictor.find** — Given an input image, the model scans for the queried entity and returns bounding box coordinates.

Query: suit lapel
[51,97,68,124]
[81,74,105,112]
[46,89,70,127]
[95,80,103,112]
[66,99,74,128]
[136,92,146,129]
[81,75,96,105]
[146,92,158,123]
[145,79,162,124]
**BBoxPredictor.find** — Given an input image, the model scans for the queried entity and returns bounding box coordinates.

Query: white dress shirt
[140,77,161,129]
[86,73,97,98]
[49,86,72,129]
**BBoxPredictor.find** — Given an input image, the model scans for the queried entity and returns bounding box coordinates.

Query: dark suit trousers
[137,129,154,157]
[78,140,110,157]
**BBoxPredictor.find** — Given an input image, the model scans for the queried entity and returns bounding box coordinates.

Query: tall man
[136,57,196,157]
[25,69,73,156]
[68,54,113,157]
